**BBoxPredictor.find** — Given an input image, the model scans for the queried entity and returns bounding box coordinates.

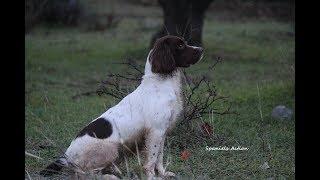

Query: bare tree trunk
[150,0,213,48]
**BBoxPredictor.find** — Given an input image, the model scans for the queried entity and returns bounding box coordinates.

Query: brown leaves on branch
[180,149,191,160]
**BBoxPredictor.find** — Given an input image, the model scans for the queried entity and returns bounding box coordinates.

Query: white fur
[63,50,183,179]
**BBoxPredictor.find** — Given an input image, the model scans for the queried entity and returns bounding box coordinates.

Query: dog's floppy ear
[150,39,176,74]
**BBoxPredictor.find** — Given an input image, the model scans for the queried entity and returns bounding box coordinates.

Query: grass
[25,3,295,179]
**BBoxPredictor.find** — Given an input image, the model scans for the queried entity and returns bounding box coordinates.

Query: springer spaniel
[40,35,204,179]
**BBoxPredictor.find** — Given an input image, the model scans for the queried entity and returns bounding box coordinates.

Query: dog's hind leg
[65,139,121,174]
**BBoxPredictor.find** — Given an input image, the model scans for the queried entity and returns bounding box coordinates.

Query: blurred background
[25,0,295,179]
[26,0,294,44]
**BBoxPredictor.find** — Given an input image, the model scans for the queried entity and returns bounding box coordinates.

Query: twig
[71,90,98,100]
[25,151,43,160]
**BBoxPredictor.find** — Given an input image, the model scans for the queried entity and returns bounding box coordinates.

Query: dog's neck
[143,50,154,76]
[143,50,182,83]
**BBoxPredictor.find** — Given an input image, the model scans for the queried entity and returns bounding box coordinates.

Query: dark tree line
[25,0,83,32]
[150,0,214,48]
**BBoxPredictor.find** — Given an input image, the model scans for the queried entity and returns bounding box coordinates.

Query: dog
[40,35,204,179]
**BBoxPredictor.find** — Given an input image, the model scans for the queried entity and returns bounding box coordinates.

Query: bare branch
[73,57,236,123]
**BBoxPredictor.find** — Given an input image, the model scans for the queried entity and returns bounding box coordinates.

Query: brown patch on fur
[150,37,176,74]
[76,118,113,139]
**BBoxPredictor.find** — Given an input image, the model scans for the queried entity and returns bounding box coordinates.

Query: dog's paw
[102,174,120,180]
[161,171,175,178]
[165,171,175,177]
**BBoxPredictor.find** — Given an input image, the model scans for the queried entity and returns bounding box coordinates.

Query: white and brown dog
[40,35,204,179]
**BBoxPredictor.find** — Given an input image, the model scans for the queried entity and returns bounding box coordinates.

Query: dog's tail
[39,156,68,176]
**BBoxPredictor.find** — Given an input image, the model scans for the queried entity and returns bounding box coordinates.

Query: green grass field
[25,4,295,179]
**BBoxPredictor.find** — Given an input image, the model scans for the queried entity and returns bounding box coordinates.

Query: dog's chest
[151,81,183,120]
[170,88,183,115]
[170,90,183,125]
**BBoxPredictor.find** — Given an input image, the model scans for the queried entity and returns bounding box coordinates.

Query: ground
[25,1,295,179]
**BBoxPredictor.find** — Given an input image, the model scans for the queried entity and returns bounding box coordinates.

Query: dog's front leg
[156,137,175,178]
[144,129,165,180]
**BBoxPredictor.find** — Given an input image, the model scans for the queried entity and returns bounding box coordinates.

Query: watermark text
[205,146,248,151]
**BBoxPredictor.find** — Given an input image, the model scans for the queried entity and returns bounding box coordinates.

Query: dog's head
[149,35,204,74]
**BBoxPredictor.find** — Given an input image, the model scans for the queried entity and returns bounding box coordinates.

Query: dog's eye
[177,44,185,49]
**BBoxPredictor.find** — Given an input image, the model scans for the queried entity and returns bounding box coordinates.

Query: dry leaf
[181,150,191,160]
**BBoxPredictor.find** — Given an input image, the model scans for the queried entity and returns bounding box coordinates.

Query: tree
[150,0,213,48]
